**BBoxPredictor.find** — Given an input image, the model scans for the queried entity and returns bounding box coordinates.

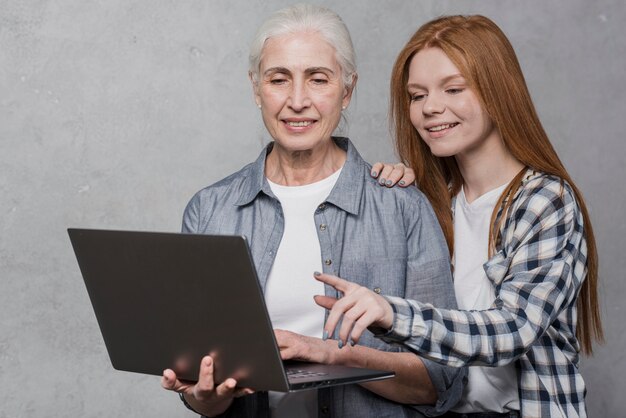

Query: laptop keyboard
[286,368,328,379]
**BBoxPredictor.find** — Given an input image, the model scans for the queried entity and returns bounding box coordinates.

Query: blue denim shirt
[182,137,466,418]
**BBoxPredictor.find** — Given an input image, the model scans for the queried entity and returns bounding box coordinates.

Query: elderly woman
[161,5,465,418]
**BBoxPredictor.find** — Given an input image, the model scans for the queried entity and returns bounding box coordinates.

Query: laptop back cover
[68,228,290,392]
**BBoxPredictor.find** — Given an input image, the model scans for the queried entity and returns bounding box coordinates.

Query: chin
[273,139,321,153]
[426,144,457,158]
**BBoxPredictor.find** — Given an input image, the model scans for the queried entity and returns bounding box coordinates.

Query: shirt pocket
[339,259,406,298]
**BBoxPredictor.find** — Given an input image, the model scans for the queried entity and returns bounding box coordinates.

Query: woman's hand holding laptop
[161,356,254,416]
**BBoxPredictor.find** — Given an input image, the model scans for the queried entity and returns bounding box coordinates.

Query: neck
[265,139,346,186]
[456,134,525,203]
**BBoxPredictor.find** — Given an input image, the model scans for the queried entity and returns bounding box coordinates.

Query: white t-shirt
[265,168,341,417]
[451,184,520,413]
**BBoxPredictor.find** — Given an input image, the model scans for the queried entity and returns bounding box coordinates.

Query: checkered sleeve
[377,178,586,368]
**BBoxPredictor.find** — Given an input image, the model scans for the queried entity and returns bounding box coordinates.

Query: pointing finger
[314,272,352,293]
[314,295,337,310]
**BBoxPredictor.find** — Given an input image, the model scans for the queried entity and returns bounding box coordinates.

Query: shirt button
[373,287,381,294]
[318,203,326,210]
[321,406,330,415]
[319,224,327,231]
[324,259,332,266]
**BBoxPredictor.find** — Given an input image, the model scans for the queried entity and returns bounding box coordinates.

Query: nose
[287,79,311,111]
[422,92,445,115]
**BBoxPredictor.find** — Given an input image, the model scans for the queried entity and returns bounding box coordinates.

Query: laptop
[67,228,394,392]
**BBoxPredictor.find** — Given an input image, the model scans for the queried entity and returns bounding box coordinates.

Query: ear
[249,71,261,108]
[342,73,358,109]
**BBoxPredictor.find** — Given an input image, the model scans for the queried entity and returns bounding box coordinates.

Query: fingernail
[323,330,328,341]
[385,180,392,186]
[399,180,405,186]
[379,178,386,185]
[314,271,321,277]
[348,338,355,347]
[371,171,377,177]
[338,340,343,349]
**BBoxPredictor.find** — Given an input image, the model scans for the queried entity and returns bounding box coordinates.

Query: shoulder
[511,171,578,218]
[183,162,257,227]
[502,171,583,247]
[361,170,431,209]
[340,138,433,215]
[187,163,255,205]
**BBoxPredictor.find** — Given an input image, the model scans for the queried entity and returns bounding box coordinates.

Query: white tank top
[452,184,520,413]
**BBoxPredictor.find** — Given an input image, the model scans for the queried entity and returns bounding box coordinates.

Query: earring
[257,104,262,109]
[342,105,346,110]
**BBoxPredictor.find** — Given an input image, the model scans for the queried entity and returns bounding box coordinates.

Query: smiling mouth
[427,123,459,132]
[285,121,314,127]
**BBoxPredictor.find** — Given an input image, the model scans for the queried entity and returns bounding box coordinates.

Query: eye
[410,93,426,102]
[270,78,288,85]
[310,74,329,85]
[446,87,465,95]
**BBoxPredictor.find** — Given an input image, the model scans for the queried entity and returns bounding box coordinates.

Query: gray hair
[248,4,357,88]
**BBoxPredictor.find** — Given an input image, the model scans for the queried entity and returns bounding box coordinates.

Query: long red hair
[389,15,602,354]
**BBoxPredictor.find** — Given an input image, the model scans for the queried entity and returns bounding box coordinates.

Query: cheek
[320,90,343,108]
[259,89,285,110]
[456,96,485,125]
[409,104,423,129]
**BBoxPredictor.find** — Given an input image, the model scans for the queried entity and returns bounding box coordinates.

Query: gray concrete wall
[1,1,624,416]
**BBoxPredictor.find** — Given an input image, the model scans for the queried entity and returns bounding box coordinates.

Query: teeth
[428,123,457,132]
[286,121,313,127]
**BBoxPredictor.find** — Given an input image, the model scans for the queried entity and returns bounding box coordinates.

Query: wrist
[179,393,200,414]
[182,393,233,417]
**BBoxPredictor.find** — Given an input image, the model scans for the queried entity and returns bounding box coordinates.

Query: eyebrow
[263,66,336,76]
[407,73,465,89]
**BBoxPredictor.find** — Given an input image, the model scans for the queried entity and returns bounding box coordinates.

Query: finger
[348,319,368,345]
[161,369,194,392]
[279,345,296,360]
[370,162,383,178]
[337,303,367,345]
[233,387,255,398]
[382,165,404,187]
[377,163,395,187]
[274,329,292,348]
[314,272,352,293]
[398,165,415,186]
[214,378,238,399]
[314,294,337,310]
[348,310,383,345]
[161,369,179,390]
[196,356,216,392]
[323,294,357,341]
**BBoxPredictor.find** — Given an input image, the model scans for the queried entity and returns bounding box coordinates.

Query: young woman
[314,15,603,418]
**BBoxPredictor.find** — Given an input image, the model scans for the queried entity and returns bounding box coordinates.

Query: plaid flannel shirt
[378,170,589,418]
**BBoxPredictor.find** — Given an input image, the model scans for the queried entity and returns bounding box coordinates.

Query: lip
[281,117,318,132]
[423,121,459,139]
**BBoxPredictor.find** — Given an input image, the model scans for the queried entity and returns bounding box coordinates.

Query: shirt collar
[324,137,364,215]
[234,137,365,215]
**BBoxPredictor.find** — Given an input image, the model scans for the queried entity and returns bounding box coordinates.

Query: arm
[276,329,437,404]
[282,190,464,408]
[320,181,585,367]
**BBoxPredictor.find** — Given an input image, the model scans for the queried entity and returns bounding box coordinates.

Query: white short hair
[248,4,357,87]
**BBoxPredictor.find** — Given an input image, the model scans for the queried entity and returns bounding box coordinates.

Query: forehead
[408,47,463,83]
[259,31,340,73]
